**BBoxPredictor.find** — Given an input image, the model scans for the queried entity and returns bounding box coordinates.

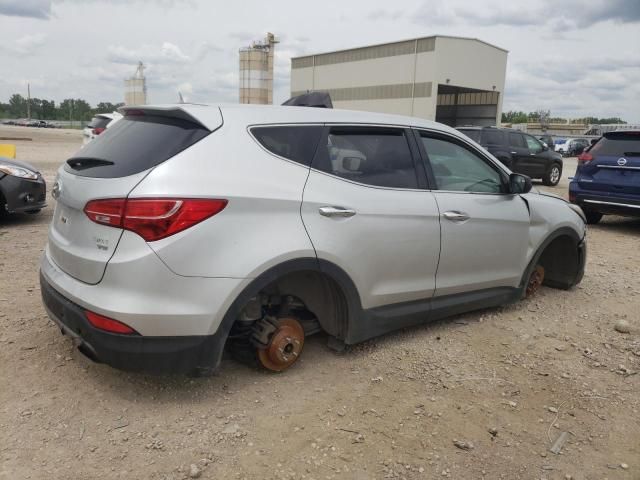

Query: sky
[1,0,639,121]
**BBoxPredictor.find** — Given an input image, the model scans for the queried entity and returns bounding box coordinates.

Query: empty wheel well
[536,235,579,290]
[258,270,349,339]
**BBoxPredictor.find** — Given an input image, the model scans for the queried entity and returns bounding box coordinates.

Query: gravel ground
[1,126,639,479]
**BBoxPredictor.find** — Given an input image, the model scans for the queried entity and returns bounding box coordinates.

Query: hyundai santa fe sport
[40,104,587,375]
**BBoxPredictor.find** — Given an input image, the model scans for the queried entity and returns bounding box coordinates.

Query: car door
[507,132,531,175]
[415,130,531,297]
[522,134,549,176]
[301,125,441,310]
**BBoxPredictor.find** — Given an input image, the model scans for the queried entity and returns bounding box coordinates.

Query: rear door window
[251,125,323,166]
[313,127,419,189]
[482,130,503,145]
[66,115,210,178]
[591,133,640,157]
[509,133,526,148]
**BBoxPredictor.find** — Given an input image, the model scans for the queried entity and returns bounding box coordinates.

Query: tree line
[502,110,626,125]
[0,94,124,121]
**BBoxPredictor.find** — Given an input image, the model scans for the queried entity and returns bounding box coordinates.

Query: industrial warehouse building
[290,35,508,126]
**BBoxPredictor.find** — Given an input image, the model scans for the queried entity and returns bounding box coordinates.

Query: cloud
[0,0,51,19]
[414,0,640,29]
[107,42,191,65]
[0,0,191,20]
[503,54,640,119]
[0,33,46,55]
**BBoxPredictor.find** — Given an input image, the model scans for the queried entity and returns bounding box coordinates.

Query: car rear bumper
[39,233,251,374]
[40,273,227,374]
[1,174,47,213]
[569,182,640,216]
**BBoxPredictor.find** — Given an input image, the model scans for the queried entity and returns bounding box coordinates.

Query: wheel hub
[526,265,545,297]
[257,317,305,372]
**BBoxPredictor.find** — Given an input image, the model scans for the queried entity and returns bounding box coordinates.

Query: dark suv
[458,127,564,186]
[569,130,640,224]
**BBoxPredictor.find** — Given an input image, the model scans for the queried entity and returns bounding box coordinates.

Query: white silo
[239,33,278,104]
[124,62,147,105]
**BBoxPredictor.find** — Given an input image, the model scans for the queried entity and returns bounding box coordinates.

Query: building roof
[291,34,509,61]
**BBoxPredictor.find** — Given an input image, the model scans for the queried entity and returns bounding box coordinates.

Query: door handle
[319,206,356,218]
[442,211,470,222]
[510,151,517,154]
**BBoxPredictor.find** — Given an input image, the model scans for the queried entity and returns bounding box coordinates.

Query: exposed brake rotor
[255,317,305,372]
[526,265,545,297]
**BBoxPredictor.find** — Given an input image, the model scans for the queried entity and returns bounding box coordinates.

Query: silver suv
[40,104,587,375]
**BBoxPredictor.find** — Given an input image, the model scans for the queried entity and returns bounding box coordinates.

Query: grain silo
[124,62,147,105]
[239,33,278,104]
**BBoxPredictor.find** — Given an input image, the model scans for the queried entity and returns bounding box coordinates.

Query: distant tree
[501,110,528,123]
[41,99,56,119]
[58,98,93,121]
[94,102,124,113]
[571,116,627,125]
[8,94,28,118]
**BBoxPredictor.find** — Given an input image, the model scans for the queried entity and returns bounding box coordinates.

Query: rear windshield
[457,129,481,142]
[591,132,640,157]
[67,115,210,178]
[87,116,111,129]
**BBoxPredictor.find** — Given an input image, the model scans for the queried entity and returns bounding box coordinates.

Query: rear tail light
[84,198,227,241]
[569,191,576,203]
[92,127,106,135]
[85,310,138,335]
[578,152,593,165]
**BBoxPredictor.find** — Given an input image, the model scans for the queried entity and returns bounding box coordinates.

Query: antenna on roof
[178,91,185,104]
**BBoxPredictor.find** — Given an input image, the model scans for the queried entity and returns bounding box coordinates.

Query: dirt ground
[1,125,638,480]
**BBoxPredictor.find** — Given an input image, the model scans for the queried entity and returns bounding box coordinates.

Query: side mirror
[542,143,549,151]
[509,173,532,194]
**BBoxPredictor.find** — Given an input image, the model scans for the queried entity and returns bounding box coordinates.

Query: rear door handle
[442,211,470,222]
[510,151,518,154]
[319,206,356,218]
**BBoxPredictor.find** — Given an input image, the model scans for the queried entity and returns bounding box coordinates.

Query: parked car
[457,126,564,186]
[2,120,17,125]
[555,138,590,156]
[82,112,122,145]
[0,157,47,216]
[569,130,640,224]
[41,105,587,375]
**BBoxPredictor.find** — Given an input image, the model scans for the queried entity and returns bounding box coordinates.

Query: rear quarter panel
[128,117,316,279]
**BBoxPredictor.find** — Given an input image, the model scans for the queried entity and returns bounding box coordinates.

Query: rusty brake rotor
[257,317,305,372]
[526,265,545,297]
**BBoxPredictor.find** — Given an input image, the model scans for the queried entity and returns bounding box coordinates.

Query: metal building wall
[290,35,507,124]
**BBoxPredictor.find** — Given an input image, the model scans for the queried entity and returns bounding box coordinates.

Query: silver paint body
[41,104,586,337]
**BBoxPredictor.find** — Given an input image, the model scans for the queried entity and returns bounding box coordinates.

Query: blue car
[569,130,640,224]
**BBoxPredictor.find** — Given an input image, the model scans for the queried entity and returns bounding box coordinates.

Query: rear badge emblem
[617,157,627,166]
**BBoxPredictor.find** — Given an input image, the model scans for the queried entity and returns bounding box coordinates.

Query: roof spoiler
[117,105,218,131]
[282,91,333,109]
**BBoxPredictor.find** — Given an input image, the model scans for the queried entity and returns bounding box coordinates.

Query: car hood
[528,187,569,203]
[0,157,40,174]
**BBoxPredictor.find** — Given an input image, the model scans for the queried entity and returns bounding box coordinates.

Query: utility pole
[27,83,31,120]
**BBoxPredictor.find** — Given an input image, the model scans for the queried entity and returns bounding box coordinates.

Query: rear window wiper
[66,157,115,170]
